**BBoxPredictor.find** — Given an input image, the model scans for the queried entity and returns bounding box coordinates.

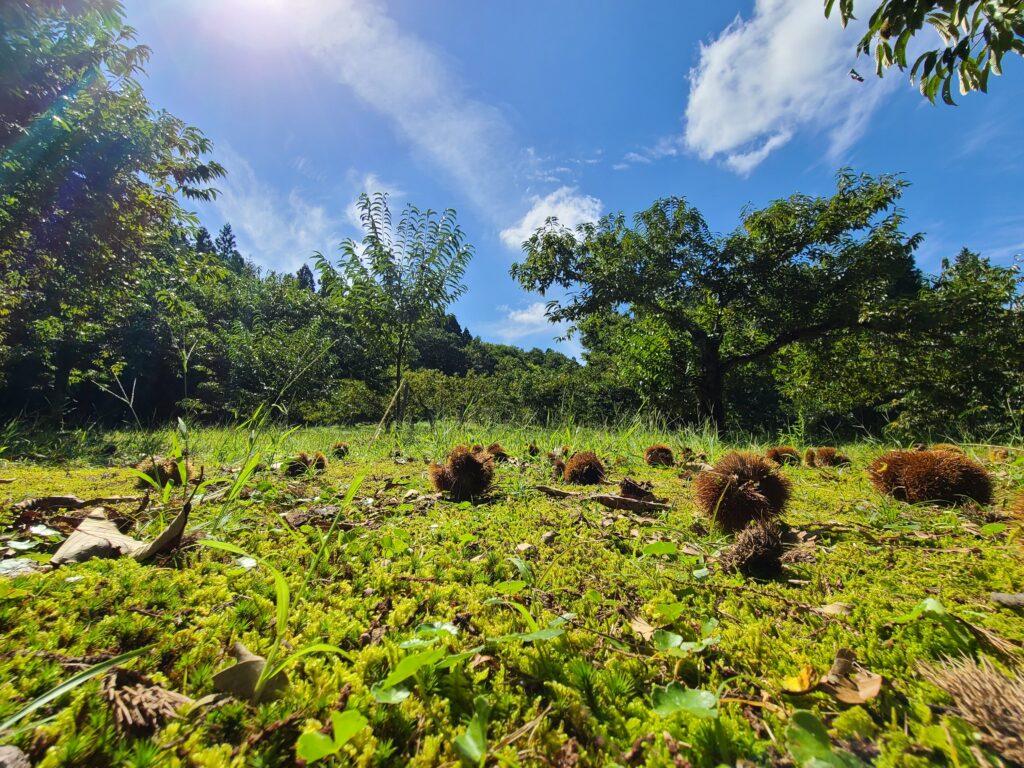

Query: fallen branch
[589,494,671,513]
[534,485,581,499]
[13,495,143,513]
[533,485,670,512]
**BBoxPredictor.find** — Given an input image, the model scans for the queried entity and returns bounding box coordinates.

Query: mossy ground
[1,424,1022,767]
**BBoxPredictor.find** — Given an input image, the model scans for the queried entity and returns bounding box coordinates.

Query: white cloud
[499,187,603,250]
[212,146,344,271]
[683,0,897,174]
[485,302,582,358]
[278,0,518,214]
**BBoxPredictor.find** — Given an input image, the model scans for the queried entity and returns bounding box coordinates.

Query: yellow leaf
[781,664,817,694]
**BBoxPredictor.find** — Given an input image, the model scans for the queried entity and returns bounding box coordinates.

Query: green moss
[0,425,1022,766]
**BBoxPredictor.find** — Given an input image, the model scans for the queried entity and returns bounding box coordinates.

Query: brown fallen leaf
[0,746,30,768]
[817,603,852,617]
[991,592,1024,609]
[212,642,288,703]
[619,477,657,502]
[628,615,657,642]
[819,648,883,704]
[49,505,191,567]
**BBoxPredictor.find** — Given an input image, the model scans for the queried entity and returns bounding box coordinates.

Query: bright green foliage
[0,0,223,411]
[825,0,1024,103]
[319,192,472,422]
[1,422,1022,765]
[780,249,1024,435]
[512,171,921,429]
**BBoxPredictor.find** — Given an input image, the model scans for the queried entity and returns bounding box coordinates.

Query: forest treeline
[1,1,1022,437]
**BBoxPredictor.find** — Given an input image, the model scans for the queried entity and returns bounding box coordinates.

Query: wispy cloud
[500,187,603,250]
[682,0,897,175]
[614,0,897,174]
[484,302,581,357]
[212,146,344,272]
[278,0,520,216]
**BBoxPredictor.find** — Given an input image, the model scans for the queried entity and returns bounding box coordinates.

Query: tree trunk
[695,342,725,432]
[393,336,406,424]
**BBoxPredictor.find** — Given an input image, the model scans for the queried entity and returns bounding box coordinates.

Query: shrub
[719,520,783,578]
[429,445,495,500]
[563,451,605,484]
[644,444,674,467]
[765,446,801,466]
[283,452,328,477]
[331,442,350,459]
[868,449,992,505]
[805,447,851,467]
[134,456,192,487]
[694,452,791,533]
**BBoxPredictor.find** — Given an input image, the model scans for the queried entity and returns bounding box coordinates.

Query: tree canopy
[826,0,1024,103]
[512,172,923,429]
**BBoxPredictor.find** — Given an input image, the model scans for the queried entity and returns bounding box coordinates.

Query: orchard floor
[1,424,1022,767]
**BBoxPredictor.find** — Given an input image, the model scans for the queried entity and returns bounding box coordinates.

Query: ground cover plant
[1,422,1023,766]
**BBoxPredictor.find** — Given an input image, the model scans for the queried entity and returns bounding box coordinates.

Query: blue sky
[124,0,1024,356]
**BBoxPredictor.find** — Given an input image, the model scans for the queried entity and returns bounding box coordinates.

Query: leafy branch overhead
[826,0,1024,103]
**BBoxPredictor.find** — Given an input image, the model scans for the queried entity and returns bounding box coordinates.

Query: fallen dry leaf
[628,615,657,642]
[819,648,883,704]
[817,603,852,617]
[50,505,190,567]
[991,592,1024,609]
[212,642,288,703]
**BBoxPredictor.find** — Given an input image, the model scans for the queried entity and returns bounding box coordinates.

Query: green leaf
[651,683,718,718]
[642,541,677,556]
[454,695,490,764]
[380,647,446,689]
[493,580,527,595]
[980,522,1007,536]
[786,710,866,767]
[370,683,411,704]
[198,539,250,557]
[0,646,150,734]
[268,564,291,639]
[653,602,686,622]
[295,731,337,763]
[331,709,368,746]
[894,597,946,623]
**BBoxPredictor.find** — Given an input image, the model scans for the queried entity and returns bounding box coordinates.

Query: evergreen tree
[194,227,215,255]
[296,264,316,292]
[214,224,245,272]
